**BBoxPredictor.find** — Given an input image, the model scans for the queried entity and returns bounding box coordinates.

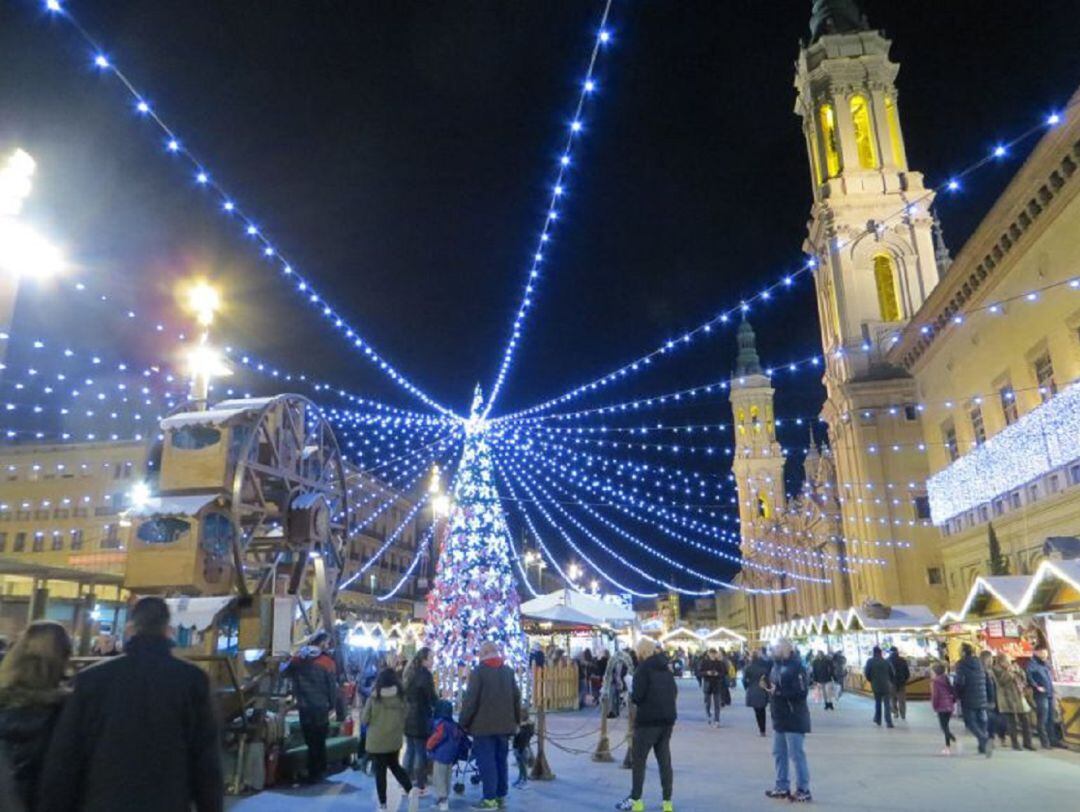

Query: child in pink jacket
[930,663,958,754]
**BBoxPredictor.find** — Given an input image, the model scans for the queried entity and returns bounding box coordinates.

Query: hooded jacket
[863,654,894,694]
[283,646,338,715]
[930,674,956,713]
[459,658,522,737]
[887,652,910,687]
[361,686,406,755]
[631,652,678,728]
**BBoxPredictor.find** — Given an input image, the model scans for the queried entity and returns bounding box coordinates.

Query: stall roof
[125,493,222,519]
[761,604,939,641]
[941,559,1080,625]
[160,397,274,430]
[520,589,635,625]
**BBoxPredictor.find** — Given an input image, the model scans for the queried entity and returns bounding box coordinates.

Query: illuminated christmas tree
[426,386,528,696]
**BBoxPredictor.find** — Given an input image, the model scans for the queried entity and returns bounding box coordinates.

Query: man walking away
[1027,647,1066,749]
[38,596,223,812]
[616,638,676,812]
[282,630,338,783]
[810,652,834,710]
[830,650,846,702]
[863,646,894,728]
[460,641,522,811]
[887,647,910,720]
[699,649,725,726]
[953,643,992,757]
[764,639,811,803]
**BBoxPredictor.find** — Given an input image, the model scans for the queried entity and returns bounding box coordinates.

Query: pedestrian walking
[281,630,338,783]
[1027,646,1066,749]
[699,649,726,726]
[830,650,846,703]
[887,647,910,720]
[863,646,895,728]
[930,664,958,755]
[742,649,772,737]
[403,647,437,797]
[953,643,993,757]
[810,651,834,710]
[615,638,676,812]
[362,668,419,812]
[38,596,223,812]
[764,639,812,803]
[460,641,523,811]
[0,621,72,812]
[979,650,1006,746]
[991,654,1034,751]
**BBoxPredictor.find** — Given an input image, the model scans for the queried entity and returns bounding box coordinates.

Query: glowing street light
[568,563,582,581]
[185,280,221,327]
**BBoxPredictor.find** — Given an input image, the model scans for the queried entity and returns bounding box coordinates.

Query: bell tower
[729,318,785,544]
[797,0,941,381]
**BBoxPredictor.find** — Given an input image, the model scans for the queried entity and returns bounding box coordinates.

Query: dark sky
[3,1,1080,591]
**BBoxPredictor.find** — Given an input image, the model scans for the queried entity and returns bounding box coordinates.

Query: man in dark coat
[743,649,772,736]
[616,639,677,812]
[810,651,835,710]
[460,641,522,810]
[699,649,726,726]
[38,597,223,812]
[953,643,992,756]
[1027,647,1064,749]
[282,629,338,782]
[765,640,812,803]
[887,646,911,720]
[863,646,895,728]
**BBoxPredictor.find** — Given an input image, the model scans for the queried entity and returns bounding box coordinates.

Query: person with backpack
[362,668,420,812]
[426,699,465,812]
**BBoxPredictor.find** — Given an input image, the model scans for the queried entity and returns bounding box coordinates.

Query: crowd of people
[1,612,1073,811]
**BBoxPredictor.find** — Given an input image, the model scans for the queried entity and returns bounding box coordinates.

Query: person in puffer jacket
[952,643,992,756]
[282,631,338,783]
[425,699,464,812]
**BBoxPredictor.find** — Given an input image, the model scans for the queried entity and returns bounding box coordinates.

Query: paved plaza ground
[229,680,1080,811]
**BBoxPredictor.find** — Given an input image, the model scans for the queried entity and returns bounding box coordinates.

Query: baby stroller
[451,732,479,795]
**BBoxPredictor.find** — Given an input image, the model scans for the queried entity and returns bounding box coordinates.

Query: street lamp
[568,563,582,582]
[179,280,227,409]
[1,148,63,371]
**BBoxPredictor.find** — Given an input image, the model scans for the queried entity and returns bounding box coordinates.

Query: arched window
[884,97,904,168]
[751,405,762,434]
[873,254,902,322]
[818,104,841,178]
[737,408,747,435]
[849,95,878,169]
[757,491,771,519]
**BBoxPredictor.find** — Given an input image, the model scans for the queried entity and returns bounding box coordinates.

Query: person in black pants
[864,646,895,728]
[615,639,677,812]
[743,649,772,736]
[699,649,725,726]
[282,631,339,782]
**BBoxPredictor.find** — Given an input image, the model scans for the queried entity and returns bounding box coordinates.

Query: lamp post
[0,148,63,371]
[427,465,451,590]
[181,280,227,409]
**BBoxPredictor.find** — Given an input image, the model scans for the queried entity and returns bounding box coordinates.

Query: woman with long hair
[403,647,436,797]
[361,668,418,811]
[0,621,73,811]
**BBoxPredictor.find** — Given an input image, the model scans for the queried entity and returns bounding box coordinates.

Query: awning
[164,595,235,632]
[520,589,636,626]
[941,559,1080,624]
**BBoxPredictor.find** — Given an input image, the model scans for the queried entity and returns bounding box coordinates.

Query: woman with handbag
[992,654,1035,751]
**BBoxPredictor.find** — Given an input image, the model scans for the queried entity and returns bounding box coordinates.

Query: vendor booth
[939,559,1080,747]
[760,604,940,700]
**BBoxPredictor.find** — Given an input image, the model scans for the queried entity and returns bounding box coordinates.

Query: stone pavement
[228,679,1079,811]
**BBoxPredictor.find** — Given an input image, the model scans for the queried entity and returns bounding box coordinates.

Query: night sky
[3,1,1080,589]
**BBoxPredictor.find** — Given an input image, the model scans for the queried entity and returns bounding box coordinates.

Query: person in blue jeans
[764,639,812,803]
[1027,647,1065,749]
[953,643,993,756]
[459,641,523,811]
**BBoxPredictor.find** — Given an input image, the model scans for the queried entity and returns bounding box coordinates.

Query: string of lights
[482,0,615,418]
[40,0,457,417]
[374,524,436,603]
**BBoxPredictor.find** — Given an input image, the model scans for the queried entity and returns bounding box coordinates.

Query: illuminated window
[750,405,762,434]
[850,95,878,169]
[884,97,904,167]
[737,408,747,435]
[757,492,772,519]
[819,104,841,178]
[873,254,902,322]
[51,531,63,551]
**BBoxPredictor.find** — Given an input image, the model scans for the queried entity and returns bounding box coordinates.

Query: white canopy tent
[520,589,636,627]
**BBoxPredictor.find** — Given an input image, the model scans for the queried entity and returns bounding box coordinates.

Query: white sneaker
[939,747,951,756]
